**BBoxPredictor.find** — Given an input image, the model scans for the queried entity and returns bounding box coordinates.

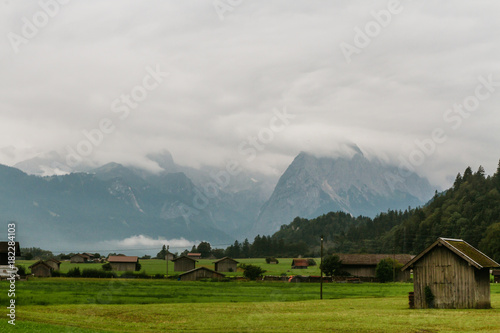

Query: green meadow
[16,258,323,276]
[0,279,499,332]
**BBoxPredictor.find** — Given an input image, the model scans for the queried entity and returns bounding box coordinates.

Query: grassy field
[1,279,500,332]
[16,258,323,276]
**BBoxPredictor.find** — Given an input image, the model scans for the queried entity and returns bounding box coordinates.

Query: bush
[307,258,317,266]
[320,255,342,276]
[66,267,81,277]
[153,273,164,279]
[81,269,116,278]
[51,270,63,277]
[15,265,26,276]
[375,258,403,283]
[102,263,112,271]
[266,257,279,264]
[239,264,266,280]
[121,271,149,279]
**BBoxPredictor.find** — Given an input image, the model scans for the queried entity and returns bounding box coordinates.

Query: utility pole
[320,235,324,300]
[166,245,169,279]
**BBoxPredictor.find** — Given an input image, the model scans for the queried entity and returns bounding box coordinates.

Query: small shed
[172,256,197,272]
[0,242,21,265]
[178,267,225,281]
[214,257,238,272]
[107,256,138,271]
[29,260,53,277]
[45,258,61,271]
[165,251,175,261]
[493,270,500,283]
[292,259,309,269]
[70,254,89,263]
[337,254,413,281]
[402,237,500,309]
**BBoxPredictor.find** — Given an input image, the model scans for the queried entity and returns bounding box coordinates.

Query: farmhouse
[402,237,500,309]
[29,260,53,277]
[213,257,238,272]
[292,258,309,269]
[45,258,61,271]
[172,256,197,272]
[70,254,89,263]
[337,254,413,281]
[178,267,225,281]
[107,256,139,272]
[0,241,20,265]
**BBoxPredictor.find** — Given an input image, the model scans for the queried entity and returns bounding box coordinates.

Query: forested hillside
[260,162,500,262]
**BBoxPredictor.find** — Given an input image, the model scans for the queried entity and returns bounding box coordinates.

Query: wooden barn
[29,260,53,277]
[172,256,197,272]
[402,237,500,309]
[0,242,20,265]
[292,259,309,269]
[213,257,238,272]
[178,267,225,281]
[45,258,61,271]
[107,256,138,272]
[165,251,175,261]
[337,254,413,281]
[70,254,89,263]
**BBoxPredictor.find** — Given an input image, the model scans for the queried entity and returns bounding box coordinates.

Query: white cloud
[1,1,500,188]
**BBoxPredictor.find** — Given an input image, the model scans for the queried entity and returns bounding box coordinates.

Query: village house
[214,257,238,272]
[45,258,61,271]
[172,256,197,272]
[178,267,225,281]
[107,256,139,272]
[70,253,89,263]
[29,260,53,277]
[337,254,413,281]
[402,237,500,309]
[291,258,309,269]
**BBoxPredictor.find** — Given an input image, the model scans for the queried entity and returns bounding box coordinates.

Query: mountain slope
[253,149,436,235]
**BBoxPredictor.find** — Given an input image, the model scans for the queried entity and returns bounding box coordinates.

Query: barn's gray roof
[213,257,238,264]
[171,255,197,262]
[178,267,225,277]
[402,237,500,271]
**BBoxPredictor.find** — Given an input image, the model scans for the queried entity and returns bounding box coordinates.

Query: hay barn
[45,258,61,271]
[29,260,53,277]
[213,257,238,272]
[107,256,138,271]
[172,256,197,272]
[402,237,500,309]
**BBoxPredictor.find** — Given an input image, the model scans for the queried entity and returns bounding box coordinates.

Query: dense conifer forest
[223,162,500,262]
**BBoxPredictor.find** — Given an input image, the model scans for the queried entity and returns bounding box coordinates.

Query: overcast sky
[1,1,500,188]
